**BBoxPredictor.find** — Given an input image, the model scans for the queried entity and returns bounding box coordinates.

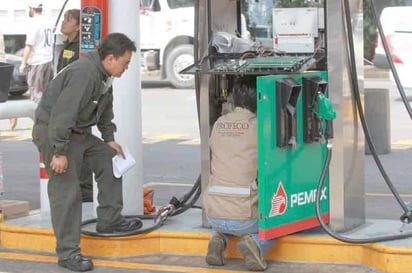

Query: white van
[373,6,412,96]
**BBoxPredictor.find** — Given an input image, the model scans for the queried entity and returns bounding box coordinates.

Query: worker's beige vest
[203,107,258,220]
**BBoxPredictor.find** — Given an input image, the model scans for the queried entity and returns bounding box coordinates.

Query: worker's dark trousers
[32,122,124,259]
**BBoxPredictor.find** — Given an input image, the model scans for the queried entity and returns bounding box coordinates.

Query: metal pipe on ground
[0,100,37,120]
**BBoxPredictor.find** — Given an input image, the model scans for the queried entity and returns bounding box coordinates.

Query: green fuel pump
[185,0,412,248]
[257,71,335,240]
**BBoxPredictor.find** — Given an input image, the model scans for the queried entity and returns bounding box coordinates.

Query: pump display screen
[81,6,102,50]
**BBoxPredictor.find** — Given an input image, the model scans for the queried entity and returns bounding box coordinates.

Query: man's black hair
[232,75,257,114]
[98,33,137,60]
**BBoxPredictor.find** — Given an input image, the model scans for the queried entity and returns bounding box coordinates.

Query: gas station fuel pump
[181,0,363,241]
[182,0,412,244]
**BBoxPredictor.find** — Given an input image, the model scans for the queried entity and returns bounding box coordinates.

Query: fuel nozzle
[218,74,229,101]
[399,205,412,232]
[315,92,336,121]
[315,92,336,140]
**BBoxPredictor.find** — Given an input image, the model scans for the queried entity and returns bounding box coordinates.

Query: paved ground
[0,249,382,273]
[0,74,408,273]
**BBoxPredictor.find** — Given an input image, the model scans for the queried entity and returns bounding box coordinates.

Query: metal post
[109,0,142,215]
[0,142,4,195]
[364,88,391,154]
[327,0,365,231]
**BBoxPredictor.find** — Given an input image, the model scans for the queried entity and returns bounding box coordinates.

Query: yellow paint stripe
[142,134,187,144]
[0,252,245,273]
[392,139,412,149]
[143,182,194,187]
[0,130,32,141]
[178,138,200,145]
[366,192,412,198]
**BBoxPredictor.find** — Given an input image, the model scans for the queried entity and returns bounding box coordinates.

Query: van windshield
[168,0,194,9]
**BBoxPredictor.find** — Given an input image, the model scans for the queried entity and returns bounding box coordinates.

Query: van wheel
[165,44,195,89]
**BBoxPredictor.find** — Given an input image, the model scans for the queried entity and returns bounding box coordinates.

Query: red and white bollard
[39,155,50,212]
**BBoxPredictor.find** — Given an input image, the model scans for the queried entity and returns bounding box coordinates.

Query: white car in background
[373,6,412,97]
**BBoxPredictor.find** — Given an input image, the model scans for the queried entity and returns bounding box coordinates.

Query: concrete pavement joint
[0,251,245,273]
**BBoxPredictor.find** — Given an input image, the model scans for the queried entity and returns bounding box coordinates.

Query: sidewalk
[1,202,411,272]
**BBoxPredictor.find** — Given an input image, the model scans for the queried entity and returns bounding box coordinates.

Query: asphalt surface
[2,79,412,219]
[0,78,407,273]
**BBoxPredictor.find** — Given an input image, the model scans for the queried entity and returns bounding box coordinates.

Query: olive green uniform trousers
[33,122,124,259]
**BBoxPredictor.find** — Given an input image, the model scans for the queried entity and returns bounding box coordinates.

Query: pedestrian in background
[203,76,276,271]
[19,0,54,103]
[32,33,140,272]
[57,8,95,202]
[57,9,80,73]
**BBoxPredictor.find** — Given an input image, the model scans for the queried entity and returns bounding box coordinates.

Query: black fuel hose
[80,175,201,237]
[314,0,412,243]
[316,143,412,243]
[344,0,410,217]
[52,0,70,66]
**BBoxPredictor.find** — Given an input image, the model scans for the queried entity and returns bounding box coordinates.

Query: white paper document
[112,147,136,178]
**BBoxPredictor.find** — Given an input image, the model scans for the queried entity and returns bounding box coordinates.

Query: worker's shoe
[96,218,142,233]
[237,235,267,271]
[205,232,226,266]
[58,254,93,272]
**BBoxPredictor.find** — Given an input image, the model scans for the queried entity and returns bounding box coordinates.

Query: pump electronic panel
[81,7,102,50]
[80,0,109,55]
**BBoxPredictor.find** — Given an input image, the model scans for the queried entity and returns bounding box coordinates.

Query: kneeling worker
[203,75,276,271]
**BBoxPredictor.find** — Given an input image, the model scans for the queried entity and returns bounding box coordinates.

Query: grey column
[364,88,391,154]
[109,0,143,215]
[327,0,365,231]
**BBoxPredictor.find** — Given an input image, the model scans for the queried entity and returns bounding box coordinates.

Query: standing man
[19,0,54,103]
[32,33,141,272]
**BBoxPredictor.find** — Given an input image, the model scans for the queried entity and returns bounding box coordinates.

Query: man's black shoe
[58,254,93,272]
[96,218,142,233]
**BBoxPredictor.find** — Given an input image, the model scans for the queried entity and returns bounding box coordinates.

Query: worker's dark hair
[232,75,257,114]
[65,9,80,26]
[98,33,137,60]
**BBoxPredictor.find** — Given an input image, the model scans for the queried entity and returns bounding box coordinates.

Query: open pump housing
[186,0,365,240]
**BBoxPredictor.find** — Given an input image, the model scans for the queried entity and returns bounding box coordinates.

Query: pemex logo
[269,182,287,217]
